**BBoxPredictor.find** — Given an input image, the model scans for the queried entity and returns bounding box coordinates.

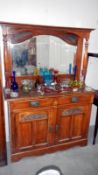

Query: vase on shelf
[11,71,18,92]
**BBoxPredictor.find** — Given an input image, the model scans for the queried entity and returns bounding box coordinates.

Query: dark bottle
[11,71,18,92]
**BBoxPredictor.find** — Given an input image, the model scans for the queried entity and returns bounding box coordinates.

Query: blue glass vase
[11,71,18,92]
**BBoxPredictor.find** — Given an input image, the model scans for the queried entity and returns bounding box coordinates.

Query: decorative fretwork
[62,108,83,116]
[64,33,78,45]
[21,113,48,122]
[9,31,33,44]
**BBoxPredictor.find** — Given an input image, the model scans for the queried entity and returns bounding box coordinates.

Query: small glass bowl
[21,79,36,93]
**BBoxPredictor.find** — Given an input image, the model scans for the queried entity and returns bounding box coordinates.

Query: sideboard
[0,22,94,162]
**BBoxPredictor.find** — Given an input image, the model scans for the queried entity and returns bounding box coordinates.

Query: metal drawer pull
[30,101,40,107]
[71,96,79,103]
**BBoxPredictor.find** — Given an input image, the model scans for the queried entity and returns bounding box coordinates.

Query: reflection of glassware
[49,69,58,83]
[39,67,53,85]
[60,79,70,90]
[73,65,77,80]
[25,65,35,75]
[69,64,72,74]
[60,82,64,91]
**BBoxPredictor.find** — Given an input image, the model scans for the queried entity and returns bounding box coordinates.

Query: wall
[0,0,98,141]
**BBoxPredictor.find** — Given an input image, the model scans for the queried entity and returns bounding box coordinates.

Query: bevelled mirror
[8,33,77,76]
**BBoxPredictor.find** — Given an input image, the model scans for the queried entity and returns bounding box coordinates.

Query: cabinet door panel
[16,119,49,149]
[56,106,85,143]
[56,109,71,142]
[35,120,48,144]
[11,108,55,152]
[57,116,71,142]
[71,114,84,139]
[16,121,33,149]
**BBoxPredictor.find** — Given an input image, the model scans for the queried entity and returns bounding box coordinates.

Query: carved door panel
[56,105,88,144]
[11,107,56,153]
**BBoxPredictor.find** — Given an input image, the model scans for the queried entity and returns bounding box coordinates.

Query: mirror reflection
[9,35,77,76]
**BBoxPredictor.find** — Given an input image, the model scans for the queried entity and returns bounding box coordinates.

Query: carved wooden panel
[62,107,83,116]
[21,113,48,122]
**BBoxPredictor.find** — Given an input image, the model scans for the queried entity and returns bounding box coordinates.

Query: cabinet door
[55,105,90,143]
[11,107,56,153]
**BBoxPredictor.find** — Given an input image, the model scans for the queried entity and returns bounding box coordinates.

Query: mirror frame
[0,22,94,86]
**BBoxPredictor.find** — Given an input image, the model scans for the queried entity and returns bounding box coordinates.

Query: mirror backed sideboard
[0,22,95,162]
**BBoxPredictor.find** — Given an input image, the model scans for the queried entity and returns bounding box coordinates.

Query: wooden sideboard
[7,90,94,161]
[0,22,95,162]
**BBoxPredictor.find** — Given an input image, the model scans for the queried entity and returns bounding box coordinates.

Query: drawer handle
[30,101,40,107]
[71,96,79,103]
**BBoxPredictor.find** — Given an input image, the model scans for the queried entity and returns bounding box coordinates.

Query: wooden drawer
[58,94,93,105]
[9,97,55,110]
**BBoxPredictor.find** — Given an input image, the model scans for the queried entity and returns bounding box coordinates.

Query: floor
[0,126,98,175]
